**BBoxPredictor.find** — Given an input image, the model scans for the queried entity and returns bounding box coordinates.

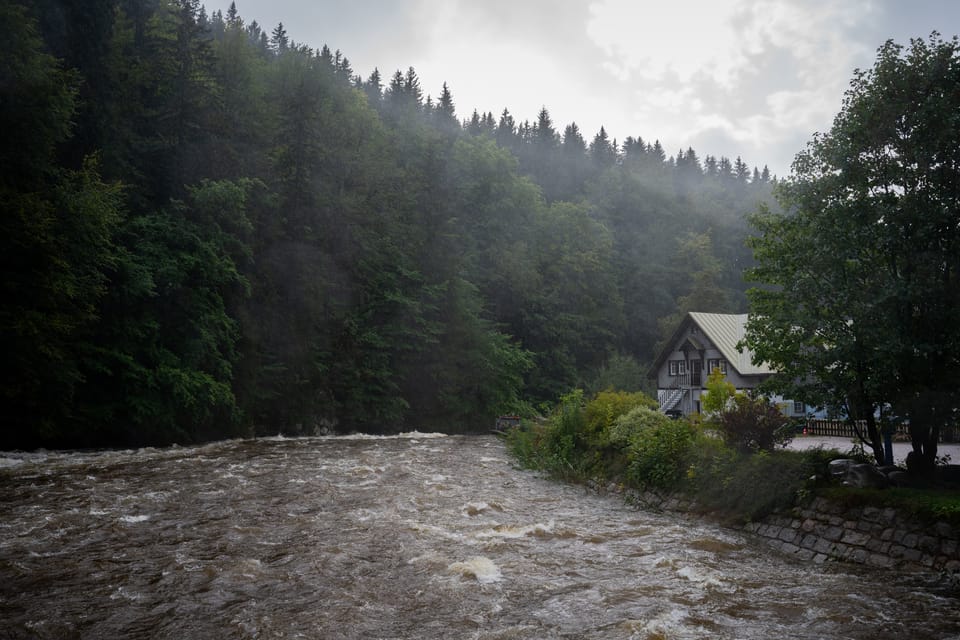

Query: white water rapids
[1,434,957,638]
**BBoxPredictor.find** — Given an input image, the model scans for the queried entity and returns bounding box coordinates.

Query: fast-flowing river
[1,434,957,639]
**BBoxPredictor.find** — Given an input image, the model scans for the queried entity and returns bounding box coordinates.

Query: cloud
[582,0,881,169]
[221,0,960,175]
[586,0,749,87]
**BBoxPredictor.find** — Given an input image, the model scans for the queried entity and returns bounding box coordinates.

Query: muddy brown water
[1,434,957,639]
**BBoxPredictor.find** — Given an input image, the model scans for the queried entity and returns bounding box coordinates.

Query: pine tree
[465,109,483,135]
[533,106,558,150]
[589,126,616,166]
[364,67,382,105]
[404,66,423,106]
[650,139,666,163]
[435,81,457,129]
[226,1,239,26]
[733,156,750,183]
[495,108,517,147]
[270,22,288,53]
[703,154,718,177]
[562,123,586,155]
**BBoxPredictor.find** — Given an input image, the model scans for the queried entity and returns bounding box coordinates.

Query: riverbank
[747,496,960,577]
[505,394,960,583]
[587,479,960,584]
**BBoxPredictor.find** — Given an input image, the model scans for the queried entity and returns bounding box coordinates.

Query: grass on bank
[505,389,960,526]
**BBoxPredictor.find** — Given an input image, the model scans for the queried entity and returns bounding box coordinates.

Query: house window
[707,359,728,375]
[668,360,686,376]
[793,401,805,414]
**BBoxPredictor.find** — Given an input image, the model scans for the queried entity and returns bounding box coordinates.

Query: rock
[829,459,854,479]
[886,470,911,488]
[844,464,889,489]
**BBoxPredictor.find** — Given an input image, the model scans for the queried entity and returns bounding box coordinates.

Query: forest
[1,0,778,449]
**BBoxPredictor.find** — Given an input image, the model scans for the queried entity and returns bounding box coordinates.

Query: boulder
[885,470,911,488]
[844,463,889,489]
[829,459,854,479]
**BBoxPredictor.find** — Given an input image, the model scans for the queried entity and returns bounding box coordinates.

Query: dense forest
[1,0,779,448]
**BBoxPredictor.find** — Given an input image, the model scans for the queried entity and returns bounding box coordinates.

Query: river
[1,434,957,639]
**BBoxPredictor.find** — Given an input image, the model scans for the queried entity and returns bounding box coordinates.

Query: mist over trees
[2,0,776,448]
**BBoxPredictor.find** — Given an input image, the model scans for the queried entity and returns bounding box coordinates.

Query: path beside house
[787,435,960,466]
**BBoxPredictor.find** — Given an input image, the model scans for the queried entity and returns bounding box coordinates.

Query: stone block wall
[745,496,960,574]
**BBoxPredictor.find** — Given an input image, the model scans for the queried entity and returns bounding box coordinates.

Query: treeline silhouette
[1,0,777,448]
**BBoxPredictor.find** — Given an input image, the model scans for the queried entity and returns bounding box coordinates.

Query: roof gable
[651,312,775,377]
[688,312,772,376]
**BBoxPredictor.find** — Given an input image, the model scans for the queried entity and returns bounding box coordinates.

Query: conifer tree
[270,22,288,53]
[589,126,617,167]
[435,81,457,128]
[364,67,383,104]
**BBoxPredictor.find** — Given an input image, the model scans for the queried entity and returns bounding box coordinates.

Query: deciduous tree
[744,34,960,471]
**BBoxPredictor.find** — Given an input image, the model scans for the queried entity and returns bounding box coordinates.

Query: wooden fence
[804,419,958,443]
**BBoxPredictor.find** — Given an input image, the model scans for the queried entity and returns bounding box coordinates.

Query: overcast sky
[217,0,960,177]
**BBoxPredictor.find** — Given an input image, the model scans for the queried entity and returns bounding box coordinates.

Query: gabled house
[650,312,807,417]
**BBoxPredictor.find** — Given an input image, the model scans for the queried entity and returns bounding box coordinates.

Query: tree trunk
[848,397,884,465]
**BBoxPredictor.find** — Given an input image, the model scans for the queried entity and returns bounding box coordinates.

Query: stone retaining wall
[594,481,960,577]
[744,497,960,575]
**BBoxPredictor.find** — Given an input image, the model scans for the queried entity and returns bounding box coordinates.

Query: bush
[513,389,661,479]
[685,446,834,521]
[583,390,658,448]
[715,394,794,453]
[504,420,546,469]
[611,407,698,490]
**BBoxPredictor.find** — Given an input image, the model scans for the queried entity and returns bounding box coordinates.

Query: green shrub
[608,405,673,448]
[504,420,546,469]
[611,407,698,490]
[583,390,658,448]
[540,389,587,476]
[686,447,832,521]
[515,389,661,480]
[715,394,794,452]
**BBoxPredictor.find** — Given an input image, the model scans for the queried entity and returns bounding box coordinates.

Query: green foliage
[584,352,652,396]
[655,231,740,354]
[701,367,737,417]
[686,447,827,521]
[0,1,77,185]
[744,33,960,469]
[6,0,780,447]
[610,407,698,489]
[715,394,793,453]
[542,390,587,476]
[75,180,253,445]
[583,390,659,448]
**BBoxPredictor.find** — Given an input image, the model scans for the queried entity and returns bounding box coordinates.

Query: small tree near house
[702,367,792,453]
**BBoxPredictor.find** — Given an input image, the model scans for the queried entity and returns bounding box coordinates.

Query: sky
[216,0,960,177]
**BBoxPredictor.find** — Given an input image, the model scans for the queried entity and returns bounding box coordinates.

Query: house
[650,312,808,418]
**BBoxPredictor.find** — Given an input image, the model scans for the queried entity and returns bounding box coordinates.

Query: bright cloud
[583,0,879,169]
[219,0,956,175]
[586,0,749,87]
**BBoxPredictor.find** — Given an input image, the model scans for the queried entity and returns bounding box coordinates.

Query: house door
[690,359,702,387]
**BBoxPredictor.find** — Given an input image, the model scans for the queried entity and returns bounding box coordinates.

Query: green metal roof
[688,312,774,376]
